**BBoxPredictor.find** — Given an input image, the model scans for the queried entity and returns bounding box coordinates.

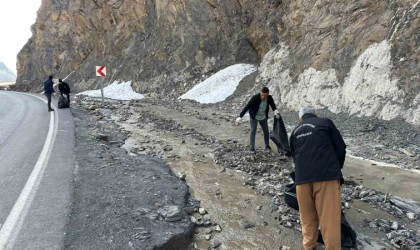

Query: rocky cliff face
[17,0,419,125]
[257,0,420,126]
[0,62,16,81]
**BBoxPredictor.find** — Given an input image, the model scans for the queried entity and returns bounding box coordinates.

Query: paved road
[0,91,75,249]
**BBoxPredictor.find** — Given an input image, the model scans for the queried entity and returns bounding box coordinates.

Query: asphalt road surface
[0,91,75,249]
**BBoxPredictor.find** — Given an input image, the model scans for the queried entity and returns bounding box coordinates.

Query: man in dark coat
[289,106,346,250]
[58,79,71,104]
[235,86,280,153]
[44,75,55,112]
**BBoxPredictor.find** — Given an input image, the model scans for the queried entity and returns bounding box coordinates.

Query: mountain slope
[0,62,16,81]
[16,0,420,125]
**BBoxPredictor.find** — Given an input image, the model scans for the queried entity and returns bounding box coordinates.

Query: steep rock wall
[256,0,419,125]
[17,0,275,93]
[17,0,419,124]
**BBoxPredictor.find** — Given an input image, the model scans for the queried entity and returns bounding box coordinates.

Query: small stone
[184,207,195,215]
[281,215,289,221]
[203,214,212,222]
[87,104,97,110]
[178,173,186,180]
[363,236,372,245]
[281,246,291,250]
[387,231,397,239]
[199,207,207,215]
[399,148,415,157]
[271,205,279,212]
[155,203,162,208]
[391,221,398,231]
[391,242,401,248]
[190,216,198,224]
[406,212,417,221]
[278,206,289,214]
[145,213,158,220]
[257,205,262,210]
[368,190,376,196]
[351,190,360,198]
[191,243,198,250]
[96,133,109,141]
[211,241,222,248]
[215,225,222,232]
[241,220,255,229]
[344,202,350,209]
[359,191,369,198]
[165,206,182,222]
[94,115,103,121]
[205,234,211,240]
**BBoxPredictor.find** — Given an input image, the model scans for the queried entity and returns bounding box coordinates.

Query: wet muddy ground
[73,95,419,250]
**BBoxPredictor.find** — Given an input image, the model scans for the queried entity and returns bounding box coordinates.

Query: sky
[0,0,42,74]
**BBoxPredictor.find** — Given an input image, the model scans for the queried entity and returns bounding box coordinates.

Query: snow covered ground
[77,81,144,101]
[78,64,257,103]
[179,64,257,104]
[0,81,15,87]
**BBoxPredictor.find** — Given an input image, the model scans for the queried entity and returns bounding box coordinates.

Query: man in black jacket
[235,87,279,153]
[58,79,71,104]
[290,107,346,250]
[44,75,55,112]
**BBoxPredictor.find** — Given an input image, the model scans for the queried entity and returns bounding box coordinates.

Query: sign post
[96,66,106,105]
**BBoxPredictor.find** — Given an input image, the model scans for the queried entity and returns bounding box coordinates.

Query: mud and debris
[71,93,419,249]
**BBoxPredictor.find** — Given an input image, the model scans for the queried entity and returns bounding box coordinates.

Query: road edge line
[0,93,58,249]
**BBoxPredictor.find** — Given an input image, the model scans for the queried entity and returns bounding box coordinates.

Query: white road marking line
[0,93,58,249]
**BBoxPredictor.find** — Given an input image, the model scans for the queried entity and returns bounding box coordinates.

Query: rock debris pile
[73,96,419,249]
[213,139,420,249]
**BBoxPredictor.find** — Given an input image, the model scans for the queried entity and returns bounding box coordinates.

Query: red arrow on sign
[96,66,106,77]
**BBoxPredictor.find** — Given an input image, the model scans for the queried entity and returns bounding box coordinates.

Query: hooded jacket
[290,114,346,185]
[239,93,277,119]
[59,81,71,94]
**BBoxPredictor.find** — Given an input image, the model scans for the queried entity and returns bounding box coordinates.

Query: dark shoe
[48,108,54,112]
[279,149,291,156]
[265,146,272,151]
[249,149,256,154]
[279,155,287,161]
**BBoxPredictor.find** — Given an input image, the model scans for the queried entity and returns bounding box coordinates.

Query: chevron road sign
[96,66,106,77]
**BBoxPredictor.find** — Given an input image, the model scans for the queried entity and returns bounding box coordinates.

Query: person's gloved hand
[235,117,242,125]
[274,110,280,118]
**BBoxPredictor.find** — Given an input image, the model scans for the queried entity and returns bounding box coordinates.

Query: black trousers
[46,94,52,110]
[249,117,269,150]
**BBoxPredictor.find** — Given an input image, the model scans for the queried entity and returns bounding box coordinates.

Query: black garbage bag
[269,116,291,155]
[317,213,357,249]
[284,172,299,210]
[284,171,357,248]
[58,96,69,109]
